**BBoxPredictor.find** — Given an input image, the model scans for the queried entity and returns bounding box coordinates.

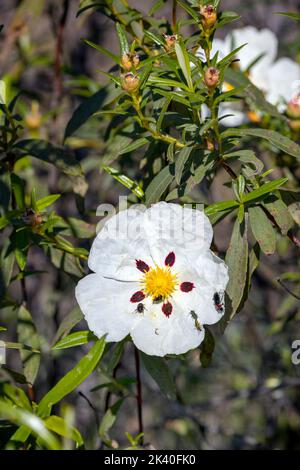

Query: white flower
[75,202,229,357]
[197,27,300,126]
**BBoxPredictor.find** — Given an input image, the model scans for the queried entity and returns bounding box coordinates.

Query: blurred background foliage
[0,0,300,450]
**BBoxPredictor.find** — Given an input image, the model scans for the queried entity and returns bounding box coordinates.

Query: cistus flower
[197,27,300,126]
[200,4,217,30]
[75,202,229,357]
[204,67,220,89]
[121,72,140,93]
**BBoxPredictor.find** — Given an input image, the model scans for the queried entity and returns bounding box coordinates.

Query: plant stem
[172,0,177,33]
[132,96,184,148]
[54,0,70,102]
[134,346,144,445]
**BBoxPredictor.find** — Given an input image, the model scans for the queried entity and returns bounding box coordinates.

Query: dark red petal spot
[130,291,145,303]
[165,251,175,267]
[136,259,150,273]
[180,282,195,293]
[162,302,173,317]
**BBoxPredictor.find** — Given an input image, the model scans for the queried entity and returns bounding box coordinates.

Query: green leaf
[263,197,294,236]
[52,331,97,350]
[175,146,193,185]
[222,128,300,161]
[205,199,239,216]
[224,150,264,177]
[99,399,123,443]
[84,39,121,64]
[44,416,84,448]
[0,210,21,231]
[200,327,215,368]
[15,140,83,177]
[13,229,29,271]
[216,11,240,28]
[148,76,190,92]
[11,173,25,210]
[249,206,276,255]
[64,87,112,140]
[242,178,288,204]
[141,353,176,400]
[102,166,144,199]
[145,165,174,205]
[38,338,106,418]
[225,217,248,318]
[277,12,300,20]
[51,307,83,346]
[36,194,61,212]
[175,41,194,91]
[0,400,60,450]
[116,22,129,55]
[118,137,150,155]
[176,0,199,22]
[17,306,40,386]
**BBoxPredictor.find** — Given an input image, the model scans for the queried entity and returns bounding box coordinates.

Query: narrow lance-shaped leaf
[102,166,144,199]
[17,306,41,386]
[145,165,174,206]
[44,416,84,448]
[116,22,129,55]
[52,331,97,350]
[99,398,124,443]
[242,178,288,204]
[84,39,121,64]
[175,146,192,185]
[14,140,83,177]
[175,41,194,91]
[38,337,106,418]
[141,353,177,400]
[263,197,294,236]
[249,206,276,255]
[200,327,215,368]
[225,216,248,319]
[0,400,60,450]
[222,128,300,161]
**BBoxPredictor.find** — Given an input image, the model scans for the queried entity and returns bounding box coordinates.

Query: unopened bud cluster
[200,4,217,30]
[22,208,43,227]
[204,67,220,88]
[121,52,140,71]
[164,34,178,52]
[121,72,140,93]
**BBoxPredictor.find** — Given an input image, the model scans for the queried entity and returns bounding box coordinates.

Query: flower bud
[287,93,300,119]
[204,67,220,88]
[200,4,217,30]
[22,209,43,227]
[25,102,41,130]
[121,52,140,71]
[163,34,178,52]
[121,72,140,93]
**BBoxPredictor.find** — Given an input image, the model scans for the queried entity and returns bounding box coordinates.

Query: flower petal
[130,302,204,356]
[266,58,300,106]
[144,202,213,252]
[75,274,140,342]
[232,27,278,72]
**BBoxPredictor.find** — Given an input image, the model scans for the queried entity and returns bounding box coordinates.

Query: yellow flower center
[141,266,178,301]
